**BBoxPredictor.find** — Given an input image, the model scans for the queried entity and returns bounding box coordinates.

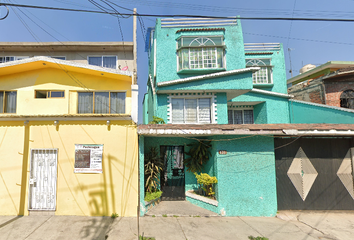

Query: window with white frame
[246,59,272,84]
[0,56,29,63]
[171,97,211,123]
[177,36,225,71]
[78,91,125,114]
[228,108,254,124]
[88,56,117,69]
[0,91,17,113]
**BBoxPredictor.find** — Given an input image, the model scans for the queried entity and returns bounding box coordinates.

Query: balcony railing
[244,43,281,51]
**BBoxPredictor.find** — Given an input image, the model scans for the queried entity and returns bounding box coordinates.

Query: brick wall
[325,77,354,107]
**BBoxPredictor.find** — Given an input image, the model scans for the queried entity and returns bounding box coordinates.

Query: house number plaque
[219,150,227,155]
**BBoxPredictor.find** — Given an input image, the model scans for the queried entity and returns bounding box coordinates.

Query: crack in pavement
[176,218,187,239]
[296,215,338,240]
[24,216,52,240]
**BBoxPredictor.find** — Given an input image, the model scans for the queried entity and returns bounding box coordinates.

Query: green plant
[144,147,163,193]
[152,215,155,217]
[144,191,162,202]
[149,116,165,124]
[194,172,217,197]
[185,139,212,173]
[111,213,119,218]
[162,214,167,217]
[248,236,269,240]
[139,236,156,240]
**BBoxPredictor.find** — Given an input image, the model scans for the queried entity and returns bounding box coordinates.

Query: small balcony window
[246,59,273,84]
[228,109,254,124]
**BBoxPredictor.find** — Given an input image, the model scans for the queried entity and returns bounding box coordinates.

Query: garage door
[275,137,354,210]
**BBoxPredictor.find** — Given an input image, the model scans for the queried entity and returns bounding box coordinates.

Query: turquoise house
[139,17,354,216]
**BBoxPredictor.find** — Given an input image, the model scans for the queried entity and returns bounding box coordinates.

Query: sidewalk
[0,211,353,240]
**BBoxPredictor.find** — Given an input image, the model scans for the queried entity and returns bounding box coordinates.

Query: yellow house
[0,43,139,217]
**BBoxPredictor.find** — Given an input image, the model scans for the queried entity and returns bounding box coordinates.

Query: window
[88,56,117,69]
[171,98,211,123]
[177,36,225,71]
[0,91,17,113]
[35,90,65,98]
[228,109,254,124]
[78,91,125,114]
[0,56,29,63]
[246,59,272,84]
[340,90,354,109]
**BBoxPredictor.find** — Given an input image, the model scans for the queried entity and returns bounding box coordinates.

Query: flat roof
[0,42,133,52]
[287,61,354,85]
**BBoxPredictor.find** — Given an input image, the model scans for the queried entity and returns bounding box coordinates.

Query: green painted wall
[214,135,277,216]
[216,93,228,124]
[139,135,145,216]
[289,100,354,123]
[231,92,290,123]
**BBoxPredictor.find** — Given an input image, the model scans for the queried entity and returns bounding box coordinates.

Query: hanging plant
[184,139,212,173]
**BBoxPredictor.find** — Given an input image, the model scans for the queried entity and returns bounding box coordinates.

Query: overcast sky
[1,0,354,123]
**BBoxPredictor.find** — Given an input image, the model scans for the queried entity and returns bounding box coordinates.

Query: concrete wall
[0,67,132,115]
[231,92,290,124]
[214,135,277,217]
[289,99,354,123]
[0,121,138,216]
[0,51,134,71]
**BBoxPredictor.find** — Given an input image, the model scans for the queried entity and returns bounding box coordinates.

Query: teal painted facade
[289,100,354,123]
[140,18,354,217]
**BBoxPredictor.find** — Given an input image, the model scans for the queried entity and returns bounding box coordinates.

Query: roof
[287,61,354,85]
[0,56,132,79]
[138,123,354,137]
[0,114,132,121]
[157,68,259,87]
[0,42,133,52]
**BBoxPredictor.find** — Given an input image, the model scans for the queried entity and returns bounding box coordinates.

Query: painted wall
[289,100,354,123]
[154,19,245,83]
[0,67,132,115]
[214,135,277,217]
[0,121,138,216]
[245,46,287,94]
[231,92,290,124]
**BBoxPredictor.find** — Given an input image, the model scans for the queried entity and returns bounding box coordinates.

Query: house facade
[139,18,354,216]
[0,42,139,216]
[288,61,354,110]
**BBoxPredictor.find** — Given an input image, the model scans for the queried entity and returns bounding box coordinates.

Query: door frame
[28,148,59,211]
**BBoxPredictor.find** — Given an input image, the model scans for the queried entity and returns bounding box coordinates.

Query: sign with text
[74,144,103,173]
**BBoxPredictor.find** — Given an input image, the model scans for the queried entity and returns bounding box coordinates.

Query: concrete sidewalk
[0,211,353,240]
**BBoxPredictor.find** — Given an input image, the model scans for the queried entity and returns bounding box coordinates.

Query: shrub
[144,147,163,193]
[185,139,212,173]
[194,172,217,197]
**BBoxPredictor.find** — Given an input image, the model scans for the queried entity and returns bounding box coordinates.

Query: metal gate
[28,149,58,211]
[275,137,354,210]
[160,146,185,200]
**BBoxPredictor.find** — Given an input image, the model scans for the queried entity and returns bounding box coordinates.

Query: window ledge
[186,190,218,206]
[177,68,226,74]
[253,83,274,88]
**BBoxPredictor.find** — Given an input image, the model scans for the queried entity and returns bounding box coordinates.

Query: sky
[1,0,354,123]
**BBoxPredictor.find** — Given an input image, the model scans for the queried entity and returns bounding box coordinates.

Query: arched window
[340,90,354,109]
[246,59,273,84]
[177,36,225,71]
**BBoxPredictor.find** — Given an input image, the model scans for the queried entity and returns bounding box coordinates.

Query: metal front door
[160,146,185,200]
[29,149,58,210]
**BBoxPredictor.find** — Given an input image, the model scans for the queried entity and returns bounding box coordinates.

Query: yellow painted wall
[0,66,138,216]
[0,68,132,115]
[0,123,25,215]
[0,121,138,216]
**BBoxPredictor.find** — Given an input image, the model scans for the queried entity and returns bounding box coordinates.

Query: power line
[3,3,354,22]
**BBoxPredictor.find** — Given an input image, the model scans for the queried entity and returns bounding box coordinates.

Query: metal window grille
[246,59,272,84]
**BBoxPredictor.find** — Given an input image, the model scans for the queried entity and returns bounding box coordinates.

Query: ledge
[186,190,218,207]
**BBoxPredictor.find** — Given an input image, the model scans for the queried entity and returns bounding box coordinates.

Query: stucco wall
[289,100,354,123]
[214,135,277,216]
[231,92,290,123]
[0,121,138,216]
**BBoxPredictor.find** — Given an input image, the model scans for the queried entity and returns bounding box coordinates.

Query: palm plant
[144,147,163,193]
[185,139,212,173]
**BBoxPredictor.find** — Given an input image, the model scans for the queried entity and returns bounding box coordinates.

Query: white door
[28,149,58,210]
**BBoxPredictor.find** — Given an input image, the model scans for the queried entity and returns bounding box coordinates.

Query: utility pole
[288,48,294,78]
[133,8,137,85]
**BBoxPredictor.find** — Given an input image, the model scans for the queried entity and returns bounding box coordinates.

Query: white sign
[74,144,103,173]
